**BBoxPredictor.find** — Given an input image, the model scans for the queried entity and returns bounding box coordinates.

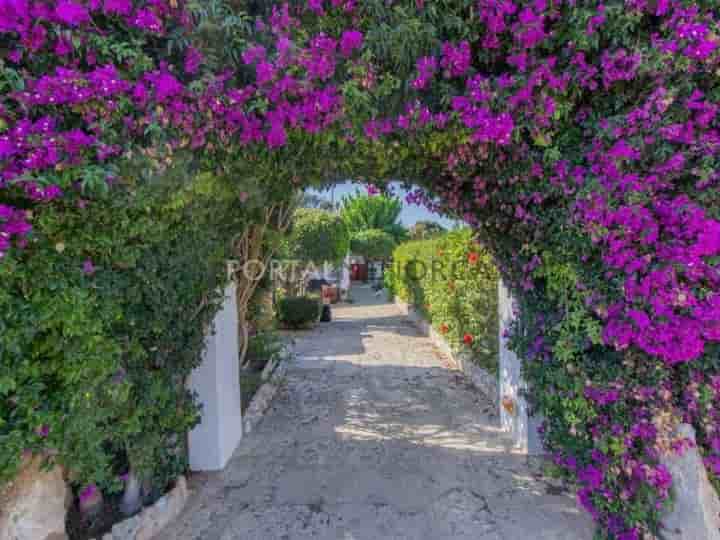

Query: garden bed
[65,477,188,540]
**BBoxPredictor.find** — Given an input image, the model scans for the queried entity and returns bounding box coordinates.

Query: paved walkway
[159,285,593,540]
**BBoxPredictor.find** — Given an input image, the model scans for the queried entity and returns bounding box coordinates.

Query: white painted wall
[188,281,243,471]
[498,280,543,454]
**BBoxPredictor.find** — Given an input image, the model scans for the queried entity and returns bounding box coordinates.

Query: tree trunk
[238,306,250,367]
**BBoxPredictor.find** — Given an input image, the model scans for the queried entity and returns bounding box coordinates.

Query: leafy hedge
[0,173,245,496]
[385,229,499,373]
[276,296,321,329]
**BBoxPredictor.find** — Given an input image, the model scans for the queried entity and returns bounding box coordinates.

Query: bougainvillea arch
[2,1,720,538]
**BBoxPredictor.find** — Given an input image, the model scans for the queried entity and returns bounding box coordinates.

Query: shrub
[385,229,499,373]
[276,296,321,329]
[287,208,350,265]
[340,192,407,243]
[0,173,245,496]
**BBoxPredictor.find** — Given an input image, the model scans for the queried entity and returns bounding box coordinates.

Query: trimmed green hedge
[385,229,499,373]
[276,296,321,329]
[0,173,245,495]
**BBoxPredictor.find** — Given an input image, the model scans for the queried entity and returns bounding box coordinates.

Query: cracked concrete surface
[157,285,594,540]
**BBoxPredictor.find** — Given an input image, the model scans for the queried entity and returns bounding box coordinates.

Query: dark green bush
[0,173,245,494]
[287,208,349,265]
[276,297,321,329]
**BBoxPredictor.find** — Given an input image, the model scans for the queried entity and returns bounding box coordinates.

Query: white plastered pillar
[188,280,243,471]
[498,280,543,454]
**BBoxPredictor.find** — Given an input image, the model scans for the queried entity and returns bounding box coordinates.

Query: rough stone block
[661,424,720,540]
[0,456,70,540]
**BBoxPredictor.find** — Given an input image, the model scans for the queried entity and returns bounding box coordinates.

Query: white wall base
[188,281,243,471]
[498,280,544,455]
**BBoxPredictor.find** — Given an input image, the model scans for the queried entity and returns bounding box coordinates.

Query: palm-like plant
[340,191,407,242]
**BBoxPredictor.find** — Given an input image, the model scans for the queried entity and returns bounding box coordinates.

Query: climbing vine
[2,1,720,538]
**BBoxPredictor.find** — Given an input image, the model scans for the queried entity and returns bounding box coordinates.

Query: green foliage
[276,296,321,329]
[245,331,284,372]
[385,229,499,373]
[0,174,245,491]
[340,191,407,242]
[408,220,446,241]
[350,229,396,261]
[287,208,350,265]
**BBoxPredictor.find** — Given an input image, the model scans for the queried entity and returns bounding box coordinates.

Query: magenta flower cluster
[0,0,362,257]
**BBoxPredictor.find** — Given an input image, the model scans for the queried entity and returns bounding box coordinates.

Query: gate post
[188,280,243,471]
[498,280,544,454]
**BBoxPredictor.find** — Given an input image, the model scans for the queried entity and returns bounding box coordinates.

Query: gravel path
[157,285,593,540]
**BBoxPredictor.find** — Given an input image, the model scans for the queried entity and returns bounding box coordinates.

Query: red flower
[439,323,449,334]
[463,333,473,345]
[468,252,479,264]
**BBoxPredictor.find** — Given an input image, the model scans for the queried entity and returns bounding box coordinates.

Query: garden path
[157,284,594,540]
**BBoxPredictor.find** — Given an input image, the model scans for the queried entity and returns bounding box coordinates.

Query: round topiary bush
[276,297,321,329]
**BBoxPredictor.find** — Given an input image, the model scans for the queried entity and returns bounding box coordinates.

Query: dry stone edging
[394,297,499,404]
[0,456,70,540]
[242,344,292,435]
[95,476,189,540]
[660,424,720,540]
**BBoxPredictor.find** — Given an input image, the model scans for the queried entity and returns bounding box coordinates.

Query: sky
[309,181,459,228]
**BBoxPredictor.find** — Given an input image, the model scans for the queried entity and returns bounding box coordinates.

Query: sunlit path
[158,285,593,540]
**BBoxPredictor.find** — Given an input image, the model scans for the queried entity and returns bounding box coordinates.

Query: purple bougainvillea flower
[103,0,131,16]
[340,30,363,57]
[184,47,203,75]
[55,0,90,26]
[83,259,96,275]
[79,484,97,503]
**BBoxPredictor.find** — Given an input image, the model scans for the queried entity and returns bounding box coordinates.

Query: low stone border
[394,297,499,404]
[242,344,293,435]
[96,476,189,540]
